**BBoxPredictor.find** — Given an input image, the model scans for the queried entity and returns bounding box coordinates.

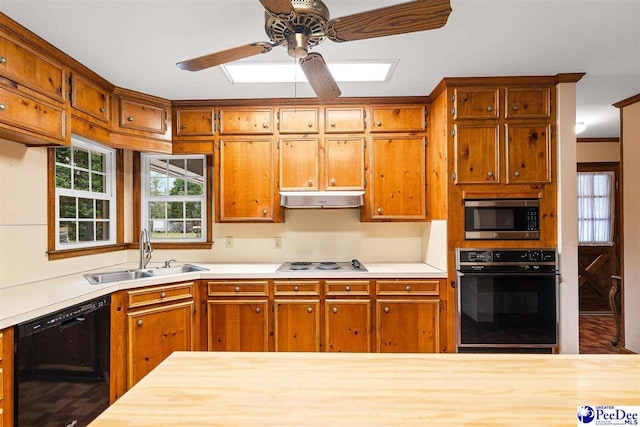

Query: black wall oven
[456,248,558,353]
[464,199,539,240]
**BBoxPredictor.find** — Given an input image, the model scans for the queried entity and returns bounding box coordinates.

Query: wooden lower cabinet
[274,300,320,352]
[325,300,371,352]
[0,327,14,427]
[376,299,440,353]
[208,300,269,351]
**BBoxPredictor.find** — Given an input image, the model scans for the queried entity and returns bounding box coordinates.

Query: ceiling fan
[176,0,452,100]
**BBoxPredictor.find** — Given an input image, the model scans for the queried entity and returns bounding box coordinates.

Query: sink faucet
[164,259,177,268]
[139,228,153,269]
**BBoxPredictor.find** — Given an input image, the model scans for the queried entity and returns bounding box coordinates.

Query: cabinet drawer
[0,33,65,101]
[219,108,273,134]
[325,107,365,133]
[207,281,269,296]
[119,97,167,134]
[278,107,318,133]
[454,88,500,120]
[176,108,215,136]
[505,87,551,119]
[0,367,3,399]
[325,280,370,296]
[127,282,194,309]
[70,73,110,123]
[0,332,3,361]
[370,106,425,132]
[376,280,440,296]
[0,85,66,141]
[275,281,320,296]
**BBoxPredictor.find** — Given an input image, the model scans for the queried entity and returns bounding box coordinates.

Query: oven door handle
[457,271,560,277]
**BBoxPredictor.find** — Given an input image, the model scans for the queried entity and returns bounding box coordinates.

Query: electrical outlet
[225,236,233,248]
[274,236,282,249]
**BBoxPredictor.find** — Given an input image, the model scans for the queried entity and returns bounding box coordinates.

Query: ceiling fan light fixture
[575,122,587,134]
[287,32,310,58]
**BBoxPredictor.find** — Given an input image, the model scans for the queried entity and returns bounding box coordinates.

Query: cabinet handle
[262,123,269,129]
[487,106,493,112]
[376,121,382,127]
[405,285,411,292]
[330,178,336,186]
[294,285,299,292]
[512,105,519,111]
[514,171,521,177]
[330,122,336,127]
[307,306,313,313]
[345,286,351,292]
[99,107,106,113]
[255,307,261,313]
[127,116,134,122]
[0,56,6,64]
[384,306,390,313]
[181,124,187,129]
[332,307,338,314]
[137,319,143,326]
[160,292,166,298]
[0,103,5,111]
[487,171,494,178]
[377,207,382,214]
[234,286,240,293]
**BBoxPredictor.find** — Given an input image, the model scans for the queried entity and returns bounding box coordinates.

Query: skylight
[221,61,397,84]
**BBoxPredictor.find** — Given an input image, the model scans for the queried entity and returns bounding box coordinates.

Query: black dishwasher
[14,295,111,427]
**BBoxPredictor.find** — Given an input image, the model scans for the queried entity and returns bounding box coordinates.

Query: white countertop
[0,262,445,330]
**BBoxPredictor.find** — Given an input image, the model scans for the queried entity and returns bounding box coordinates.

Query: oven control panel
[456,248,557,272]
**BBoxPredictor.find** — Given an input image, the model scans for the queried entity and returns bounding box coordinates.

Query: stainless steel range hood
[279,191,365,208]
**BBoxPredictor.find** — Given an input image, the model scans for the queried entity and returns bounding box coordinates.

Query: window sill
[124,242,214,250]
[48,243,128,261]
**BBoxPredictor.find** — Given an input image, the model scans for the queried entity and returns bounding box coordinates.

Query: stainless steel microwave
[464,199,539,240]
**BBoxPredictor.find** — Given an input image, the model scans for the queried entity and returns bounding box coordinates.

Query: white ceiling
[2,0,639,138]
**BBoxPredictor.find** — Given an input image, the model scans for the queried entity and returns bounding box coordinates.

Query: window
[577,171,615,245]
[141,154,206,242]
[54,136,116,250]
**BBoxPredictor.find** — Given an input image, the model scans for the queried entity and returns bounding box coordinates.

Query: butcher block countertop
[90,352,640,427]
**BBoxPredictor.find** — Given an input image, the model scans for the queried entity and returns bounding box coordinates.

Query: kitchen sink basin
[84,269,153,285]
[146,264,208,276]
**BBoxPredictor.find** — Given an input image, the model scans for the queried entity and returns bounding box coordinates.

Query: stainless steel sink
[84,269,152,285]
[146,264,208,276]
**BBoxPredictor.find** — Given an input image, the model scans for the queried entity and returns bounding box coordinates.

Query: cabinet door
[70,73,110,123]
[376,300,439,353]
[119,97,167,134]
[325,107,365,133]
[453,124,500,184]
[274,300,320,352]
[454,88,499,120]
[324,137,365,190]
[220,108,273,134]
[505,124,551,184]
[325,300,371,352]
[279,137,319,190]
[208,300,269,351]
[219,137,276,221]
[176,108,215,136]
[278,107,318,133]
[0,85,66,142]
[370,106,425,132]
[127,301,194,387]
[505,87,551,119]
[370,136,425,219]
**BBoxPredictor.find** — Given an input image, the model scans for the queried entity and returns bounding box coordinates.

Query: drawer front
[119,98,167,134]
[505,87,551,119]
[325,107,365,133]
[0,85,66,141]
[207,281,269,296]
[325,280,370,296]
[0,33,65,101]
[279,107,318,133]
[127,282,194,309]
[0,367,3,400]
[220,108,273,134]
[275,281,320,296]
[370,106,425,132]
[176,108,215,136]
[376,280,440,296]
[70,74,110,123]
[454,88,500,120]
[0,332,3,361]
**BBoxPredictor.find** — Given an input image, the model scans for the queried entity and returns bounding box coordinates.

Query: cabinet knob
[234,286,240,293]
[405,285,411,292]
[487,171,494,177]
[377,207,382,214]
[137,319,143,326]
[0,103,5,111]
[262,123,269,128]
[294,285,299,292]
[330,122,336,127]
[263,209,268,215]
[127,116,134,122]
[332,307,338,314]
[160,292,166,298]
[514,170,521,177]
[487,106,493,112]
[384,306,390,313]
[0,56,6,64]
[181,124,187,129]
[512,105,520,111]
[308,179,313,185]
[307,306,313,313]
[255,307,261,313]
[330,178,336,186]
[308,122,313,127]
[99,107,106,113]
[376,121,382,127]
[345,286,351,292]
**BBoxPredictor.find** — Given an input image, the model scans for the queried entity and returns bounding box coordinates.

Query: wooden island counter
[91,352,640,426]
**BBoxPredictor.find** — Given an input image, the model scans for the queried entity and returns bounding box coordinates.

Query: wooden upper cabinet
[453,124,500,184]
[279,137,319,190]
[454,88,500,120]
[369,135,426,220]
[175,108,215,136]
[218,137,278,222]
[505,87,551,119]
[505,124,552,184]
[278,107,318,133]
[324,137,365,190]
[219,107,273,134]
[370,105,425,132]
[119,97,167,134]
[0,32,65,102]
[70,73,110,123]
[325,107,365,133]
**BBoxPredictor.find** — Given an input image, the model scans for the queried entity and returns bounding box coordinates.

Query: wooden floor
[579,313,634,354]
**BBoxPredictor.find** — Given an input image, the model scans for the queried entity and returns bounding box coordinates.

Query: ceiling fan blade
[176,42,274,71]
[326,0,452,43]
[299,53,341,101]
[259,0,295,16]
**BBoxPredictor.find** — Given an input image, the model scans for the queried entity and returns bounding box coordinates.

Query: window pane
[168,220,184,234]
[73,148,89,169]
[96,221,109,241]
[185,202,201,219]
[56,147,72,165]
[78,221,94,242]
[186,220,201,238]
[150,220,166,238]
[577,171,614,245]
[78,198,94,219]
[74,170,90,191]
[168,177,185,195]
[169,158,186,173]
[149,177,166,196]
[92,173,105,193]
[187,180,203,195]
[59,196,76,218]
[60,221,77,244]
[167,202,184,219]
[96,200,110,219]
[149,202,166,219]
[91,152,105,172]
[150,159,168,177]
[186,158,204,177]
[56,165,72,189]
